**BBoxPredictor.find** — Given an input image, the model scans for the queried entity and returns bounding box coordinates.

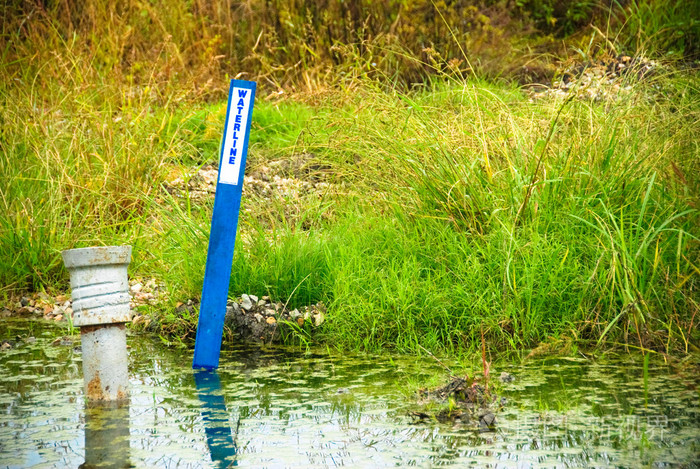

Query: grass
[289,77,698,354]
[1,2,698,357]
[1,72,698,356]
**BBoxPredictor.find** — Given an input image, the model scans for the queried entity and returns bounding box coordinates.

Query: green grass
[278,77,698,351]
[255,77,698,355]
[1,10,698,356]
[159,74,698,356]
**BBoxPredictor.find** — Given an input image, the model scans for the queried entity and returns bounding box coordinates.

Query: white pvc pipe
[62,246,132,401]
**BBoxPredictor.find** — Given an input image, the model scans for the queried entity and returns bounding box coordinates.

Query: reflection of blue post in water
[80,402,131,469]
[195,370,238,468]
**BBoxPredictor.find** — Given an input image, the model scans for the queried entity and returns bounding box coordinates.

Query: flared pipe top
[61,246,132,269]
[61,245,132,327]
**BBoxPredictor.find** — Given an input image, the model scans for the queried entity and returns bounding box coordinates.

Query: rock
[17,306,34,315]
[529,55,659,102]
[262,296,270,301]
[241,294,253,311]
[20,297,30,307]
[135,292,154,302]
[130,283,143,293]
[222,298,329,344]
[39,292,53,303]
[1,341,12,350]
[199,168,218,185]
[479,412,496,426]
[51,337,73,347]
[249,294,259,303]
[499,372,515,383]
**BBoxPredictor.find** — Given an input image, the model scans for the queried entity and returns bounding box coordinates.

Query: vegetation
[1,1,698,356]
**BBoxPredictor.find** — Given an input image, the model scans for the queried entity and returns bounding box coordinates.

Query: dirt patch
[229,293,326,343]
[163,153,335,203]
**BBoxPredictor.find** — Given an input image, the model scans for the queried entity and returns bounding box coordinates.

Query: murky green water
[1,318,698,468]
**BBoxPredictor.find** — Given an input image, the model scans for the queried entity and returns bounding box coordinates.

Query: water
[1,318,698,468]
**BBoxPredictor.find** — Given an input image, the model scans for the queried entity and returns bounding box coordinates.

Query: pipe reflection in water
[80,402,131,469]
[195,370,239,468]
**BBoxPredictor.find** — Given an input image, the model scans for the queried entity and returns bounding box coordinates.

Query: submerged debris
[427,376,492,405]
[412,374,505,430]
[50,336,75,347]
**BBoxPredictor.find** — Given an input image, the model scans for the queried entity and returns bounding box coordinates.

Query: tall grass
[2,66,697,354]
[0,73,179,290]
[147,74,699,355]
[292,77,699,354]
[3,1,696,103]
[1,1,697,355]
[617,0,700,57]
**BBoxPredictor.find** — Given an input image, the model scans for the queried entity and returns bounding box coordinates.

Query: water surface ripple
[0,318,698,467]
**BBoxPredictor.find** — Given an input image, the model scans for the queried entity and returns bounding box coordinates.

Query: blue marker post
[193,79,256,369]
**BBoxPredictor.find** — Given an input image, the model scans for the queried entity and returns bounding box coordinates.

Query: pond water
[0,318,698,468]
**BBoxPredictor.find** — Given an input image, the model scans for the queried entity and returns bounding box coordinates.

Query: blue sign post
[193,79,256,369]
